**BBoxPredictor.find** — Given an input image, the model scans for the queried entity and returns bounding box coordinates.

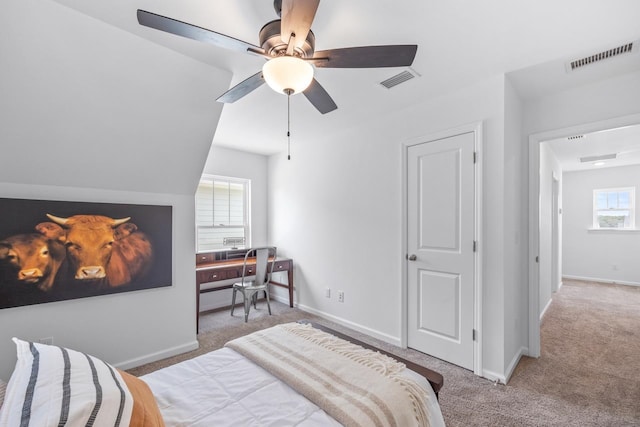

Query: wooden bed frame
[298,320,444,398]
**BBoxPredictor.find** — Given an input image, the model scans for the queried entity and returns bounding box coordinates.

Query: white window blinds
[196,176,250,251]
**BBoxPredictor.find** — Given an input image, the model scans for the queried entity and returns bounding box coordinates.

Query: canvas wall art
[0,198,172,309]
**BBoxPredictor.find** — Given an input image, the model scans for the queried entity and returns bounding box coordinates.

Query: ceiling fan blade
[217,71,265,104]
[280,0,320,49]
[137,10,265,55]
[312,45,418,68]
[303,78,337,114]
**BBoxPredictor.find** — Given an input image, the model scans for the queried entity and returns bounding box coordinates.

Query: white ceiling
[545,124,640,172]
[53,0,640,155]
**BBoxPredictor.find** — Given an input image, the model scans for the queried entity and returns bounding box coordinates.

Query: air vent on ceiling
[579,153,617,163]
[567,42,638,72]
[380,68,420,89]
[567,134,585,141]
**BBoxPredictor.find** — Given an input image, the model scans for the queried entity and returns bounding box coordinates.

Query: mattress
[143,347,445,426]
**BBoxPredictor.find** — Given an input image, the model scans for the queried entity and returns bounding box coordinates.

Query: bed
[0,321,445,426]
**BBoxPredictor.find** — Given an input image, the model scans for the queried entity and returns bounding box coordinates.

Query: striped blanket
[225,322,432,427]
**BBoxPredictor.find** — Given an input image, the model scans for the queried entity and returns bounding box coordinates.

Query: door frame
[551,173,560,293]
[401,121,483,376]
[527,112,640,357]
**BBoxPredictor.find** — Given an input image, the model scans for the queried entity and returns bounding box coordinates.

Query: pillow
[118,370,165,427]
[0,338,135,426]
[0,378,6,410]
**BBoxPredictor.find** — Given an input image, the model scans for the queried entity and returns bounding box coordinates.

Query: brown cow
[38,214,153,287]
[0,233,66,291]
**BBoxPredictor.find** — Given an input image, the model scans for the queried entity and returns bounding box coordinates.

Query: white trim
[528,112,640,359]
[295,302,402,347]
[400,121,483,376]
[592,186,636,230]
[505,346,527,384]
[474,122,484,377]
[562,275,640,287]
[587,228,640,232]
[482,369,506,385]
[114,340,199,370]
[400,139,409,349]
[196,174,252,252]
[539,298,553,320]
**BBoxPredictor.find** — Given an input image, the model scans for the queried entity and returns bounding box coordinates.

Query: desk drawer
[273,260,290,272]
[196,253,216,265]
[197,270,227,283]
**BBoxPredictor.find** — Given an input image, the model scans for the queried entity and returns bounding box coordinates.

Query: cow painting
[0,198,171,310]
[38,214,153,287]
[0,233,67,291]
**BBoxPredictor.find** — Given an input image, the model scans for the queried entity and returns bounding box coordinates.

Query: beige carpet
[129,281,640,426]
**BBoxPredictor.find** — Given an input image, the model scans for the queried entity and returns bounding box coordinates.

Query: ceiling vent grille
[567,42,636,72]
[579,153,617,163]
[380,68,420,89]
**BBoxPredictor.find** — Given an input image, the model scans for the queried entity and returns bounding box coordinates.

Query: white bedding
[143,347,444,426]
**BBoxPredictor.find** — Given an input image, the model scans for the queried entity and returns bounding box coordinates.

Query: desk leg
[287,261,294,308]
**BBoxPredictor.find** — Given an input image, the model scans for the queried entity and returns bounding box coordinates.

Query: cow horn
[113,217,131,226]
[46,214,69,225]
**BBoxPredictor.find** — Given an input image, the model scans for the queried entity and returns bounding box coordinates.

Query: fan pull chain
[287,91,291,160]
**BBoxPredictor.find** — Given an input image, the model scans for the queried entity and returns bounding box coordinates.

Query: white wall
[521,69,640,359]
[523,69,640,303]
[538,144,562,317]
[563,165,640,285]
[524,71,640,136]
[198,146,270,311]
[269,75,515,379]
[0,184,198,380]
[503,77,528,377]
[0,0,231,379]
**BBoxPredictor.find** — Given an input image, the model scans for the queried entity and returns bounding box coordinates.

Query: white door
[407,131,476,370]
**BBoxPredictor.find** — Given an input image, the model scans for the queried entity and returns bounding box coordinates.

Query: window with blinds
[593,187,635,229]
[196,175,250,252]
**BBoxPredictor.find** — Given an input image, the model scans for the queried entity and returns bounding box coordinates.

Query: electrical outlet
[39,337,53,345]
[325,288,331,298]
[337,291,344,303]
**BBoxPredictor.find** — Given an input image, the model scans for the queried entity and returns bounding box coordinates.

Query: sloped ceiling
[49,0,640,155]
[6,0,640,160]
[0,0,232,195]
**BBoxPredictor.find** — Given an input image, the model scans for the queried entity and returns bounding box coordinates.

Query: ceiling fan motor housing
[259,20,315,58]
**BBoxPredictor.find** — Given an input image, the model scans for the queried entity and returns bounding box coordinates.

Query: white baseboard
[114,340,199,371]
[563,275,640,287]
[292,302,402,347]
[540,298,553,320]
[504,346,526,383]
[482,369,506,385]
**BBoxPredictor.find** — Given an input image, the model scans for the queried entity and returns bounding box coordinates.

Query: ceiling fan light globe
[262,56,314,95]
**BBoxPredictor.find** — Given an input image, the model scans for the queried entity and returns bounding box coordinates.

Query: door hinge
[473,151,477,163]
[473,240,477,252]
[473,329,477,341]
[535,256,539,263]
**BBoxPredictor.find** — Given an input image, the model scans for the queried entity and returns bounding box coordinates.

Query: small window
[593,187,635,229]
[196,175,250,252]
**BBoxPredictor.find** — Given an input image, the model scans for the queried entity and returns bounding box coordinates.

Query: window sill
[587,228,640,233]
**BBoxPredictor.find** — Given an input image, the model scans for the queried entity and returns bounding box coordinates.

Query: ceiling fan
[137,0,418,114]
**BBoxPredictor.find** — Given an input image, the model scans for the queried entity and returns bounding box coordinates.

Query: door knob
[407,254,417,261]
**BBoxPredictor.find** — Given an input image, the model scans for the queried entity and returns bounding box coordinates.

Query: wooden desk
[195,257,293,333]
